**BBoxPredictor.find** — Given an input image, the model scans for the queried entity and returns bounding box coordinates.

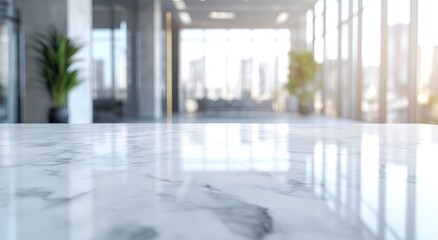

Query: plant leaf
[33,27,83,107]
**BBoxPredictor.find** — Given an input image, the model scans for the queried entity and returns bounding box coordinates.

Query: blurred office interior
[0,0,437,124]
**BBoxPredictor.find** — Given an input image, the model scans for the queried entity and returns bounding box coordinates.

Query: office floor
[1,123,435,240]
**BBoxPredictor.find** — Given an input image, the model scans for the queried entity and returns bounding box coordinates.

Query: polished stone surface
[0,124,437,240]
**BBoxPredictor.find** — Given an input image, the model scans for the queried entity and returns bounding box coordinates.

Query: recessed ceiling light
[276,12,289,24]
[173,0,186,10]
[209,11,236,20]
[179,12,192,25]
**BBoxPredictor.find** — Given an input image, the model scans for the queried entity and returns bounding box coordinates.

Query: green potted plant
[34,28,82,123]
[285,51,318,115]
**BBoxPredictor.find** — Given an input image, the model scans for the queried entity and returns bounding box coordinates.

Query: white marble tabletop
[0,124,437,240]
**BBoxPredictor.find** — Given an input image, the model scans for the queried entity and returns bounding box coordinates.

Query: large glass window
[361,0,381,122]
[312,0,438,124]
[418,0,438,123]
[386,0,410,123]
[181,29,290,112]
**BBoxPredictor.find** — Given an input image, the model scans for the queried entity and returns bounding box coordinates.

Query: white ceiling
[175,0,317,28]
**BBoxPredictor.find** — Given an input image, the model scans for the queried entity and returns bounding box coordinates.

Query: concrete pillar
[137,0,163,119]
[1,0,18,123]
[125,1,139,118]
[16,0,92,123]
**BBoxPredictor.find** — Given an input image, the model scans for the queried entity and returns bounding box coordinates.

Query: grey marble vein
[206,191,273,240]
[96,225,158,240]
[16,188,92,207]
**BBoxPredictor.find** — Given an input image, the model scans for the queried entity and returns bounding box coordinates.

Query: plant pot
[298,102,313,116]
[49,107,69,123]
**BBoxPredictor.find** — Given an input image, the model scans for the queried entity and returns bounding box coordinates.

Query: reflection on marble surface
[0,124,437,240]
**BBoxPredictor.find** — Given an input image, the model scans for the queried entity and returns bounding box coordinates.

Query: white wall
[67,0,92,123]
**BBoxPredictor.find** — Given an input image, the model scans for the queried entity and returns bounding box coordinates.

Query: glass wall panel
[92,3,129,122]
[227,29,251,101]
[341,0,349,21]
[92,29,112,98]
[352,0,360,14]
[340,23,351,117]
[204,29,227,100]
[324,0,339,116]
[314,0,325,114]
[93,6,128,101]
[386,0,410,123]
[306,10,314,49]
[325,30,339,116]
[326,0,338,30]
[181,29,205,101]
[315,15,324,39]
[361,0,381,122]
[315,38,325,64]
[113,11,128,101]
[315,0,325,17]
[314,36,325,114]
[418,0,438,123]
[351,15,360,118]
